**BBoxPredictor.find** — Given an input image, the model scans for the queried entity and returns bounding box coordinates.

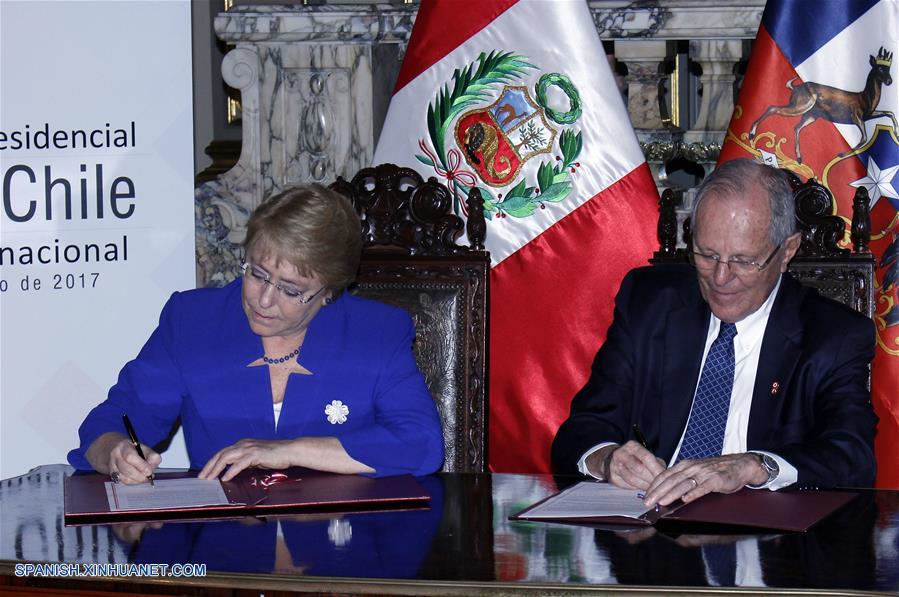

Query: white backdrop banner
[0,0,196,477]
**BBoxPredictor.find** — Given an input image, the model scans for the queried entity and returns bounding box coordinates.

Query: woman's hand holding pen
[110,435,161,484]
[85,432,160,485]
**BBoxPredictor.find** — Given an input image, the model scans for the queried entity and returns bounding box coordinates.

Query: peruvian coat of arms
[416,51,583,219]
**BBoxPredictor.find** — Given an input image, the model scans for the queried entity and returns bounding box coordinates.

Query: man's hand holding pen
[586,441,666,491]
[588,423,772,508]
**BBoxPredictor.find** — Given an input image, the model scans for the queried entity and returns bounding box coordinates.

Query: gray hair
[691,159,796,246]
[244,184,362,296]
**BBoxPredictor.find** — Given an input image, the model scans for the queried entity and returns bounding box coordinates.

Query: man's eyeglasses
[240,262,325,304]
[688,243,783,275]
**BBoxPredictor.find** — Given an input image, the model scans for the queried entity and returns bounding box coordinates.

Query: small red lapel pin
[771,381,780,395]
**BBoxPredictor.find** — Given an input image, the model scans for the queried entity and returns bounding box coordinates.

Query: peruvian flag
[719,0,899,488]
[374,0,659,472]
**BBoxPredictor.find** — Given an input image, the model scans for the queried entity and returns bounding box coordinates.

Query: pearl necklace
[262,345,301,365]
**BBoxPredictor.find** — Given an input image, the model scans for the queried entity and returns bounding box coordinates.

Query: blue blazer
[68,280,444,477]
[552,265,877,488]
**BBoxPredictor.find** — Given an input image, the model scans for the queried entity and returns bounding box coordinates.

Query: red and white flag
[374,0,659,472]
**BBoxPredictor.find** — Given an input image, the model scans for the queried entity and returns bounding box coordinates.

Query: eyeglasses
[688,243,783,275]
[240,262,325,304]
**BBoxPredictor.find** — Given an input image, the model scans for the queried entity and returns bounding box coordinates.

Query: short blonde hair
[244,184,362,295]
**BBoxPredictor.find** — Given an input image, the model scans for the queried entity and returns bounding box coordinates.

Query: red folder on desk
[661,488,857,532]
[64,467,431,525]
[511,481,857,532]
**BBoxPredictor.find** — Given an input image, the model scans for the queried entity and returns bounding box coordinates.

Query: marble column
[194,4,413,287]
[684,39,743,173]
[614,40,680,194]
[614,40,670,130]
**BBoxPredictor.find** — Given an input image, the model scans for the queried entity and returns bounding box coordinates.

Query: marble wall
[195,0,766,287]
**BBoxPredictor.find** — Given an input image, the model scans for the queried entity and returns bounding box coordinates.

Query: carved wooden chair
[331,164,490,473]
[653,176,875,317]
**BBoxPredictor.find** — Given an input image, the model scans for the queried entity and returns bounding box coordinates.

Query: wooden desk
[1,465,897,595]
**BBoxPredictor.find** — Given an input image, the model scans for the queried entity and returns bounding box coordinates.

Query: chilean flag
[720,0,899,488]
[374,0,659,472]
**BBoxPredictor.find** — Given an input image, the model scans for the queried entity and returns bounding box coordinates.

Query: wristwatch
[752,452,780,486]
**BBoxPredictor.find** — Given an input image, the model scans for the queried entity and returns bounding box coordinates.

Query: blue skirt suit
[68,280,444,477]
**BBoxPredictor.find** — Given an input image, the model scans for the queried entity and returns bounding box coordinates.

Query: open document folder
[64,468,431,525]
[511,481,858,532]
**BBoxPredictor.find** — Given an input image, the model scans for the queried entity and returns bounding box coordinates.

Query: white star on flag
[850,156,899,209]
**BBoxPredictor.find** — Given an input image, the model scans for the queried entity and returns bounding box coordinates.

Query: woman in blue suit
[68,185,444,483]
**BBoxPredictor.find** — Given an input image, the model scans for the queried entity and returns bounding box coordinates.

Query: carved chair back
[331,164,490,473]
[653,176,875,317]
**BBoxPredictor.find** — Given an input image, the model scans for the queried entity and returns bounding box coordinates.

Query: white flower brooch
[328,519,353,547]
[325,399,349,424]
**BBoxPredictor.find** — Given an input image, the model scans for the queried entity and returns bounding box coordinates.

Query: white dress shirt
[578,277,798,489]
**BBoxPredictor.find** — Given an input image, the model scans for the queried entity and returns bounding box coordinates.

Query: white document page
[105,478,231,511]
[521,481,652,520]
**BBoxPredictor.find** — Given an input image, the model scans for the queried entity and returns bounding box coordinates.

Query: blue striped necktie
[677,322,738,461]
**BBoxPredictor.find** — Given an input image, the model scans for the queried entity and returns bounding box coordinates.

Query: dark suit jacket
[552,264,877,488]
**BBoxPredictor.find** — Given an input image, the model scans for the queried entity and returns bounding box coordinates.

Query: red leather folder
[661,487,857,532]
[64,467,431,525]
[512,482,857,532]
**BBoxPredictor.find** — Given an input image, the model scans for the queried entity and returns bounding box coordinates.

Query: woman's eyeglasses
[240,262,325,304]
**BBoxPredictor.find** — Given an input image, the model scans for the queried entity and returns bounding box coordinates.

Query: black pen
[632,424,649,449]
[122,414,154,486]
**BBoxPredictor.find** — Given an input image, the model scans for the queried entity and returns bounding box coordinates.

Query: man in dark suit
[552,159,877,508]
